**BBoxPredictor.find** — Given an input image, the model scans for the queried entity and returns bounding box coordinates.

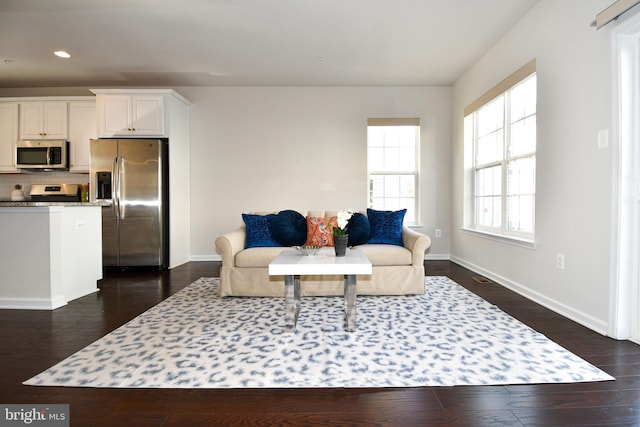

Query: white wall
[178,86,452,260]
[451,0,615,334]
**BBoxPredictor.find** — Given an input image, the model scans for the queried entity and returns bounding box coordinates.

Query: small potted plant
[333,209,354,257]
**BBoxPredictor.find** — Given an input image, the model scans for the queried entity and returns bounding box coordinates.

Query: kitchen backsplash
[0,172,89,200]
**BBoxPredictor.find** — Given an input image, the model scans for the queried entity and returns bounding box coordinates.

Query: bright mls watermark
[0,405,69,426]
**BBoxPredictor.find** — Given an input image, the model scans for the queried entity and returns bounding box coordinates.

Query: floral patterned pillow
[306,216,338,246]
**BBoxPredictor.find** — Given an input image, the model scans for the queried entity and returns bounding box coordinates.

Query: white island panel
[0,205,102,309]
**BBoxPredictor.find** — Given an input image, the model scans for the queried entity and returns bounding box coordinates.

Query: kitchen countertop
[0,201,110,207]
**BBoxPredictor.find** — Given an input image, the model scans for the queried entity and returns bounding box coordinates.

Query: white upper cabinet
[68,101,97,172]
[0,103,19,172]
[96,94,165,137]
[20,101,68,140]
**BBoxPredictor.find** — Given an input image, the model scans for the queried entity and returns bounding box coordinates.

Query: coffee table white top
[268,247,372,276]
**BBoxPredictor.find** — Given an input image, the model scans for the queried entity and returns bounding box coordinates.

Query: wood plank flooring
[1,261,639,426]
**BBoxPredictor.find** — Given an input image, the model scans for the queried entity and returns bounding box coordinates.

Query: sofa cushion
[242,213,281,248]
[271,210,307,246]
[367,208,406,246]
[347,212,371,246]
[306,216,338,246]
[358,244,412,266]
[235,247,285,268]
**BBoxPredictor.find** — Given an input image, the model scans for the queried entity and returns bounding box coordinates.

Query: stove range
[29,184,81,202]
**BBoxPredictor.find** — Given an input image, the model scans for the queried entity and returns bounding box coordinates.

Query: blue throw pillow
[366,208,406,246]
[242,213,281,248]
[271,210,307,246]
[347,212,371,246]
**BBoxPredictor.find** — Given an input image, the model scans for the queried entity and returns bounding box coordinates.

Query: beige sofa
[215,210,431,297]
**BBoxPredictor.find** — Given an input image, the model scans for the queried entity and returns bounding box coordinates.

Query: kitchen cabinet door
[20,101,68,140]
[131,95,165,136]
[68,101,97,172]
[0,103,19,172]
[98,95,132,137]
[97,94,165,137]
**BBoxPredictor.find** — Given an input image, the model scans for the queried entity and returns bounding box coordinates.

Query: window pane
[476,195,502,228]
[507,157,536,195]
[367,127,385,147]
[384,127,401,147]
[475,165,501,229]
[399,147,415,171]
[398,126,417,147]
[476,165,501,197]
[384,175,400,198]
[509,115,536,157]
[368,147,384,170]
[399,175,415,197]
[476,129,503,165]
[476,96,504,166]
[507,194,534,233]
[384,147,400,170]
[477,96,504,137]
[507,157,535,233]
[510,75,537,122]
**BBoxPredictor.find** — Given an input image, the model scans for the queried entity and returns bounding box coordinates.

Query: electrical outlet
[435,229,442,238]
[556,253,565,270]
[598,129,609,148]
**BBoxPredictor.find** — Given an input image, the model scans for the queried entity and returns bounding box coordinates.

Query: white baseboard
[425,253,451,260]
[190,254,222,262]
[450,255,609,336]
[0,296,67,310]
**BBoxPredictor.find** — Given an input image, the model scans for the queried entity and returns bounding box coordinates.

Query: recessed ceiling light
[54,50,71,59]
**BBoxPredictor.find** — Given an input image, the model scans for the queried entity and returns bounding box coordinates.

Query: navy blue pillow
[271,210,307,246]
[366,208,406,246]
[242,213,281,248]
[347,212,371,246]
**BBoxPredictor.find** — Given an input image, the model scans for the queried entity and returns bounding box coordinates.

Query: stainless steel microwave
[15,140,69,170]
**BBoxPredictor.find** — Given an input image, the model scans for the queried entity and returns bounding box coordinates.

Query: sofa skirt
[219,265,425,297]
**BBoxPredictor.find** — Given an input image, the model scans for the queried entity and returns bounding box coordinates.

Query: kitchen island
[0,202,104,309]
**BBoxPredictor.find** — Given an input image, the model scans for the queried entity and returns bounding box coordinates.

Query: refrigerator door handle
[117,156,126,219]
[113,157,120,220]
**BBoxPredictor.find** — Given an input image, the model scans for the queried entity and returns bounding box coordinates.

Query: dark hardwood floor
[1,261,639,426]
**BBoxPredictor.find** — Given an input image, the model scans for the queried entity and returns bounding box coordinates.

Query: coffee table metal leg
[284,274,301,332]
[344,274,357,331]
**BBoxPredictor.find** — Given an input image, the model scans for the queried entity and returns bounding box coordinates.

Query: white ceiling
[0,0,540,88]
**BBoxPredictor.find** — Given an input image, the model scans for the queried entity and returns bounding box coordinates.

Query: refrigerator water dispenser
[96,172,112,199]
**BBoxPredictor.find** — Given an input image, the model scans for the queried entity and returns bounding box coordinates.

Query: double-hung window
[367,118,420,225]
[464,60,537,241]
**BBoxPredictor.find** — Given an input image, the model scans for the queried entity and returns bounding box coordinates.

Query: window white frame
[367,118,420,225]
[464,60,537,242]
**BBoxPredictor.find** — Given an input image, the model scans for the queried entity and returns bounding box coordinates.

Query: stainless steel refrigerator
[90,138,169,269]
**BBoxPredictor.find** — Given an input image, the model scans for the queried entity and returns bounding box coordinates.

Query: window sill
[461,227,537,249]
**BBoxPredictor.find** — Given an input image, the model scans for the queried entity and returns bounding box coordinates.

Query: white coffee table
[268,247,372,332]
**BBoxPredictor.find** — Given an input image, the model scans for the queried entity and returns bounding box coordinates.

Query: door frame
[609,12,640,343]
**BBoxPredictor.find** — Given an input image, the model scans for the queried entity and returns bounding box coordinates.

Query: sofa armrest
[402,227,431,266]
[215,226,246,267]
